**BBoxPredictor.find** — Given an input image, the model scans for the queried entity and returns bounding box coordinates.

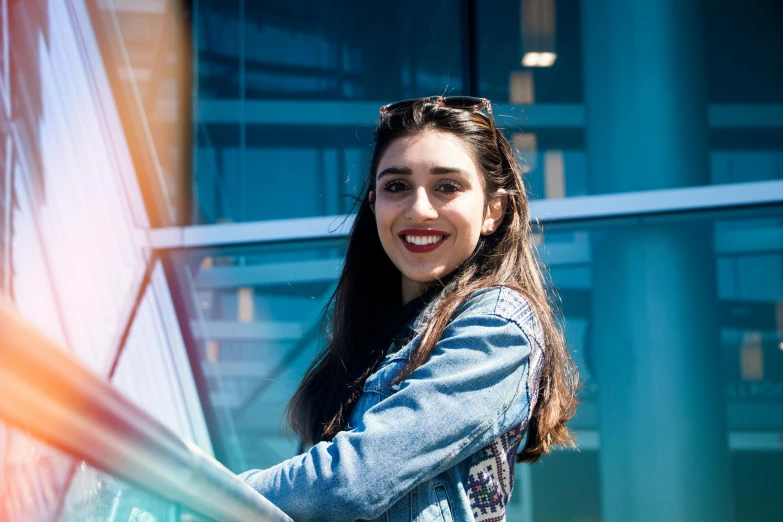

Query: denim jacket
[240,286,545,522]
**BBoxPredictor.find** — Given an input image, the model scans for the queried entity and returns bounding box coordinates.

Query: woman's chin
[402,268,454,287]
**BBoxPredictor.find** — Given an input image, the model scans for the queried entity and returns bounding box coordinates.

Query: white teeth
[404,235,443,245]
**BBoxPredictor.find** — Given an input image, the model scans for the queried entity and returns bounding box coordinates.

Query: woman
[240,96,579,521]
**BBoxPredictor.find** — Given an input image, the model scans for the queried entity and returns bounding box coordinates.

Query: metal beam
[149,181,783,250]
[569,430,783,452]
[198,100,587,128]
[190,319,303,342]
[195,258,344,288]
[194,100,783,128]
[150,213,353,249]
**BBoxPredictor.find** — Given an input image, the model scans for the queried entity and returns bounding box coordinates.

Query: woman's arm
[240,292,538,521]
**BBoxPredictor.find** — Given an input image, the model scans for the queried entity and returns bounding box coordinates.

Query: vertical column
[581,1,734,521]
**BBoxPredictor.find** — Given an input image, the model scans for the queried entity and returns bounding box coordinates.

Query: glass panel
[478,0,783,106]
[0,0,7,105]
[191,0,463,224]
[530,451,602,522]
[169,239,346,472]
[0,421,73,521]
[731,453,783,522]
[58,461,181,522]
[0,422,212,522]
[710,128,783,185]
[502,133,783,202]
[169,205,782,520]
[477,0,584,104]
[196,0,462,102]
[476,0,585,205]
[543,207,783,426]
[532,205,783,521]
[704,0,783,104]
[9,157,68,348]
[87,0,190,226]
[504,128,782,200]
[0,136,11,298]
[507,130,587,199]
[111,261,213,452]
[6,0,153,373]
[189,0,783,221]
[476,0,783,199]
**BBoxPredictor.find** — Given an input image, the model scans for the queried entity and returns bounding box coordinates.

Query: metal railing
[0,301,292,522]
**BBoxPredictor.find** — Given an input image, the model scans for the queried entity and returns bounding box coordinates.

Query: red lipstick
[398,229,449,253]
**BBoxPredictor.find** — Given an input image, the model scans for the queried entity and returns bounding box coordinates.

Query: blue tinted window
[477,0,584,104]
[705,0,783,104]
[192,0,463,224]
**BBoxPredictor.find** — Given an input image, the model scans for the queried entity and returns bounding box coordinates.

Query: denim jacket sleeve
[239,287,537,521]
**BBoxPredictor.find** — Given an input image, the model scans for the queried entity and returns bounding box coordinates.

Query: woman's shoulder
[455,285,530,319]
[412,285,544,348]
[454,286,544,346]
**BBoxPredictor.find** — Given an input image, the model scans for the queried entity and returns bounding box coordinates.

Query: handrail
[0,301,292,522]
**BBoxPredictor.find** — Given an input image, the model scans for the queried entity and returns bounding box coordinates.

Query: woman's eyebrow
[377,166,412,179]
[430,166,469,176]
[377,166,469,179]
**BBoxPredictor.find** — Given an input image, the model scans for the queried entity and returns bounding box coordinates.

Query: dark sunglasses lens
[442,96,485,109]
[383,98,419,112]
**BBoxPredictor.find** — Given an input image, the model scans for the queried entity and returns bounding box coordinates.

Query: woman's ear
[482,191,507,235]
[368,190,375,213]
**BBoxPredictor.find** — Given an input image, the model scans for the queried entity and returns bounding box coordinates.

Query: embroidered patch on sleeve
[466,424,527,522]
[467,335,544,522]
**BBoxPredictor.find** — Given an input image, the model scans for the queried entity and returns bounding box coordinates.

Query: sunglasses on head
[379,95,496,134]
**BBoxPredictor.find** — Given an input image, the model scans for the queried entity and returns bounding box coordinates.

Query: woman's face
[370,130,505,304]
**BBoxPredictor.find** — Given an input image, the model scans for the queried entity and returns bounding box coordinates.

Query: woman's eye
[382,180,408,193]
[436,180,462,194]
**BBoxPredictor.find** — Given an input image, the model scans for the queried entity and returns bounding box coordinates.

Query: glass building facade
[1,0,782,520]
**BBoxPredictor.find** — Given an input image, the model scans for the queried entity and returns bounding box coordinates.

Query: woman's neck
[401,277,434,305]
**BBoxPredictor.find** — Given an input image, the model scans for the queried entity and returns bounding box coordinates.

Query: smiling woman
[239,97,580,522]
[371,132,506,304]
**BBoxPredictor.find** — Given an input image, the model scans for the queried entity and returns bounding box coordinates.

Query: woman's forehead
[376,131,479,176]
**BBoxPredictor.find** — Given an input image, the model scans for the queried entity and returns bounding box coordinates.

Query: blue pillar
[581,1,734,521]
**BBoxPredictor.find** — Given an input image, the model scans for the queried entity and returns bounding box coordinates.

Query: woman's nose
[404,187,438,221]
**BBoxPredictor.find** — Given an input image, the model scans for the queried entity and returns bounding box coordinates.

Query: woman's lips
[398,229,448,253]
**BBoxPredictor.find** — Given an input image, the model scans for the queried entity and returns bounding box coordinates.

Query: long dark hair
[286,99,579,462]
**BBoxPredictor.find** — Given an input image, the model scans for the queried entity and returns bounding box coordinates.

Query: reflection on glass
[531,451,602,522]
[0,423,214,522]
[0,134,11,298]
[541,211,783,422]
[537,206,783,522]
[88,0,190,226]
[194,0,462,102]
[171,239,346,472]
[0,422,73,521]
[478,0,583,104]
[59,462,182,522]
[190,0,463,224]
[704,1,783,104]
[187,0,783,224]
[711,137,783,185]
[508,135,782,203]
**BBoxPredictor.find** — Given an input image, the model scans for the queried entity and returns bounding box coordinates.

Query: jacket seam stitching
[435,314,530,468]
[433,483,454,521]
